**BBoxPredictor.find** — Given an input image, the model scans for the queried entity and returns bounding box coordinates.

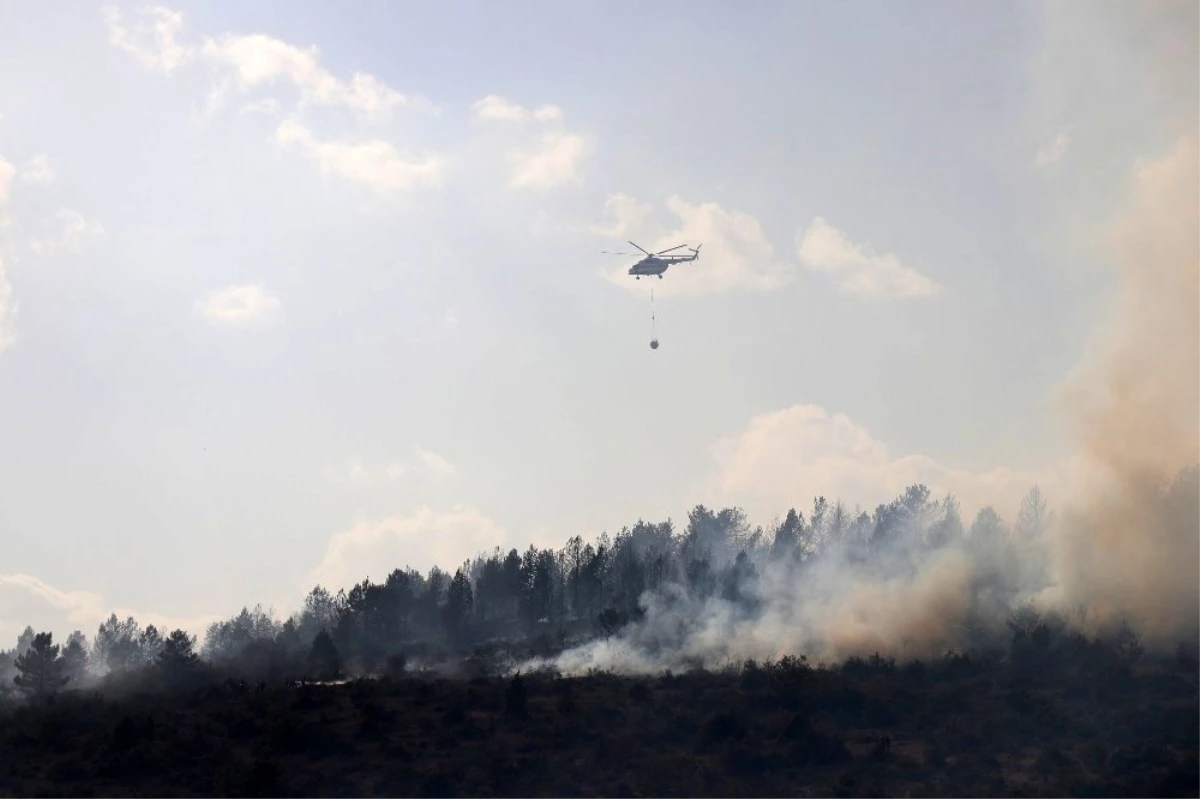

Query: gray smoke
[525,492,1054,675]
[1041,134,1199,646]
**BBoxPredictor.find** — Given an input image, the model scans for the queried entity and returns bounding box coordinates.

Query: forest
[1,473,1197,797]
[2,484,1067,686]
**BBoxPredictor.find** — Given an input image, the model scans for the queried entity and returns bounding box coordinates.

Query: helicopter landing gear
[658,274,663,279]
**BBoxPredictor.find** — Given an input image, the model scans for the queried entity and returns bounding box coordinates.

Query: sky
[0,0,1196,642]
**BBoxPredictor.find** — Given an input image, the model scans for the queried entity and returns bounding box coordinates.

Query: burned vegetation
[0,639,1196,797]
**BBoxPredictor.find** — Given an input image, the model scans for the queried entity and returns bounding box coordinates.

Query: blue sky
[0,0,1195,641]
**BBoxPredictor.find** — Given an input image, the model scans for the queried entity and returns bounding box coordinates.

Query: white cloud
[56,209,105,250]
[238,98,282,116]
[468,95,588,191]
[27,209,107,256]
[472,94,528,121]
[533,105,565,123]
[707,403,1067,523]
[1035,131,1071,166]
[275,119,443,194]
[103,5,433,118]
[796,216,942,300]
[471,94,563,123]
[0,574,105,642]
[104,9,445,206]
[312,506,508,588]
[509,131,590,191]
[18,154,54,186]
[0,158,18,355]
[326,446,455,485]
[0,255,16,356]
[324,457,408,485]
[102,5,193,73]
[596,194,794,297]
[105,17,594,197]
[0,573,222,644]
[201,33,433,117]
[0,155,14,205]
[590,193,656,238]
[416,447,456,478]
[196,284,281,324]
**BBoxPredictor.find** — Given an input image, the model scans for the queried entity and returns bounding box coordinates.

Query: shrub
[503,673,527,719]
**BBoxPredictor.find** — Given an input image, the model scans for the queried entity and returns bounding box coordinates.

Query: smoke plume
[1045,134,1200,645]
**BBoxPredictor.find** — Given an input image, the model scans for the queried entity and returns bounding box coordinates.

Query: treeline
[2,468,1196,701]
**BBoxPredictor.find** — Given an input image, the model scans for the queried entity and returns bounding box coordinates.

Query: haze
[0,0,1196,644]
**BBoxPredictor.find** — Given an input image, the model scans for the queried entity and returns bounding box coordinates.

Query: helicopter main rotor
[600,241,690,257]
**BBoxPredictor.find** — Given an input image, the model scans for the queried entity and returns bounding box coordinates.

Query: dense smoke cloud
[542,489,1058,675]
[1044,135,1200,644]
[1023,0,1200,655]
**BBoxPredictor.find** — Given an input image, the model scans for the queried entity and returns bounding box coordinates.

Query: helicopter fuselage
[628,254,696,278]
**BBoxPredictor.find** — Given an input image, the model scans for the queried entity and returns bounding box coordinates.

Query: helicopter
[602,241,703,279]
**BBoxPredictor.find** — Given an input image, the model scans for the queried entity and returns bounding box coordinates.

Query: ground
[0,650,1196,797]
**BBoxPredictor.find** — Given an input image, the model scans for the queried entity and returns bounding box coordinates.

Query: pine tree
[15,625,35,656]
[13,632,67,698]
[308,628,341,680]
[444,568,475,644]
[60,631,90,685]
[157,629,200,670]
[140,624,164,664]
[771,509,804,561]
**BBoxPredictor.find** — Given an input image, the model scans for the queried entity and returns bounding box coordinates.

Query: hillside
[1,644,1196,798]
